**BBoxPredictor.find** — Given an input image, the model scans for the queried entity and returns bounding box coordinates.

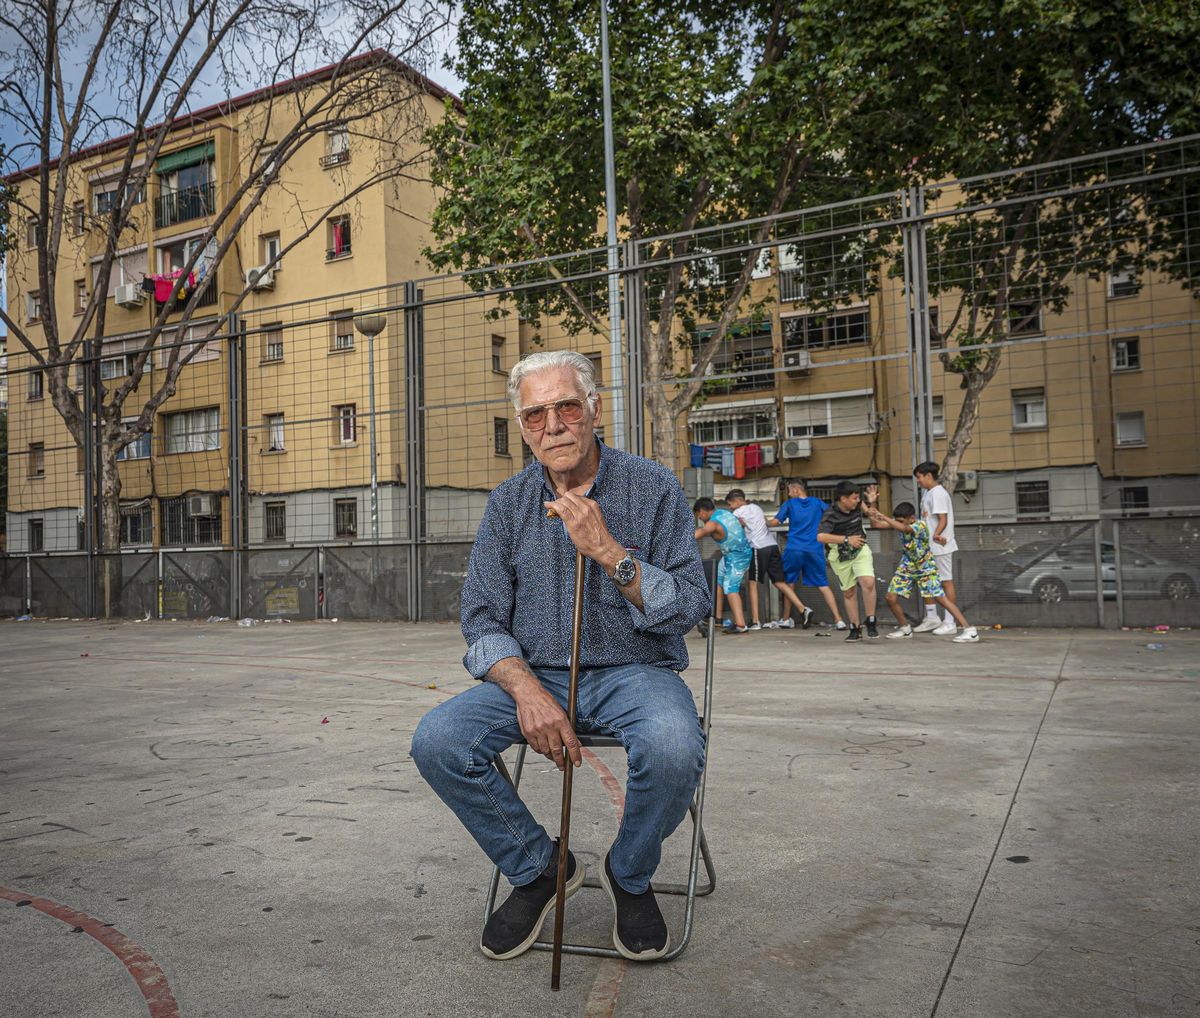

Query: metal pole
[1093,518,1106,628]
[403,284,426,621]
[913,185,936,464]
[1113,518,1126,628]
[600,0,624,450]
[227,313,243,618]
[368,332,380,541]
[82,340,96,616]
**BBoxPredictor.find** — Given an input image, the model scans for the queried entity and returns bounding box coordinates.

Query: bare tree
[0,0,449,550]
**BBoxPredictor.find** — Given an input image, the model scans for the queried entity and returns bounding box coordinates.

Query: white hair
[507,350,599,411]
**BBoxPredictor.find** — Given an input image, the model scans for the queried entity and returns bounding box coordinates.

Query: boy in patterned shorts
[866,502,979,643]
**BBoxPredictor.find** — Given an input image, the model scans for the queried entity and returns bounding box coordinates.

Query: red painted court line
[580,749,627,1015]
[0,886,181,1018]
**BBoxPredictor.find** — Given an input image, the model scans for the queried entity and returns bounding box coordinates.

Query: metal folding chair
[482,583,718,961]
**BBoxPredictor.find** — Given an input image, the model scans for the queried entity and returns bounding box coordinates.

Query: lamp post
[354,314,387,542]
[600,0,625,450]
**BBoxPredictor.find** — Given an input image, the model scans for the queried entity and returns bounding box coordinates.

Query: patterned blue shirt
[461,440,711,679]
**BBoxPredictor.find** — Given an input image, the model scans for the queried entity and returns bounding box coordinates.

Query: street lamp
[354,314,387,542]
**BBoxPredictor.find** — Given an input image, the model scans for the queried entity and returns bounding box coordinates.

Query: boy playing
[867,501,979,643]
[693,497,753,635]
[767,479,843,629]
[912,461,959,635]
[816,480,880,641]
[726,489,813,630]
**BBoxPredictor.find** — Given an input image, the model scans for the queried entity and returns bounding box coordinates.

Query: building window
[27,291,42,322]
[327,216,352,259]
[494,417,510,456]
[1115,411,1146,447]
[263,323,284,362]
[928,307,944,349]
[164,407,220,453]
[75,279,88,314]
[782,308,870,350]
[585,351,603,387]
[1108,270,1138,299]
[28,370,44,400]
[265,501,287,541]
[691,410,777,446]
[117,419,151,461]
[335,404,357,445]
[94,181,144,215]
[334,498,357,538]
[266,413,285,452]
[1120,486,1150,516]
[100,355,129,380]
[697,320,774,393]
[330,311,355,350]
[71,201,87,236]
[322,125,350,167]
[931,396,946,437]
[1011,387,1047,430]
[25,216,41,249]
[784,393,875,439]
[491,334,505,373]
[1007,301,1043,337]
[154,147,214,228]
[160,495,222,546]
[261,232,281,266]
[1112,337,1140,372]
[30,443,45,478]
[29,519,44,552]
[120,504,153,545]
[1015,480,1050,519]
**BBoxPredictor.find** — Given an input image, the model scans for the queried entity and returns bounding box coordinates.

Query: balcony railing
[154,180,215,229]
[319,150,350,168]
[778,267,808,303]
[326,243,353,260]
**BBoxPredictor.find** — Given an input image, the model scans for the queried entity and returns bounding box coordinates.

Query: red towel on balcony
[734,446,746,479]
[744,443,763,471]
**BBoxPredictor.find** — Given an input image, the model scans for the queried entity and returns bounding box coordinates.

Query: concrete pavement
[0,619,1197,1017]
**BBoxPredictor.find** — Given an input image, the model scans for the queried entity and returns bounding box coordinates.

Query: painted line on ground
[580,748,627,1017]
[0,885,181,1018]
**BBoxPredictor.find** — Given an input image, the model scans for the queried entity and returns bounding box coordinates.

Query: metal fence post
[1093,518,1106,627]
[227,312,245,618]
[403,282,426,621]
[621,239,646,456]
[901,186,936,465]
[24,555,32,616]
[81,340,97,617]
[1113,518,1126,628]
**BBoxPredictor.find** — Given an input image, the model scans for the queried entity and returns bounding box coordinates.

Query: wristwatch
[612,554,637,587]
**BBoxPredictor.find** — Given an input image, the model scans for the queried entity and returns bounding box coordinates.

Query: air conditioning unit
[187,494,216,517]
[957,470,979,493]
[114,283,145,308]
[247,265,275,290]
[782,349,811,376]
[782,437,812,459]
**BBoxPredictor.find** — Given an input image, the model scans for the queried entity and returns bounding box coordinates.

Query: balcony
[154,180,215,229]
[779,267,808,303]
[319,150,350,169]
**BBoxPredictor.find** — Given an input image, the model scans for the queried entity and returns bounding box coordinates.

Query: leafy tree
[426,0,1200,476]
[0,0,448,550]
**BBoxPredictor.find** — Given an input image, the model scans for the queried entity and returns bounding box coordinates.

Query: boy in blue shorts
[693,497,753,635]
[866,502,979,643]
[767,478,845,629]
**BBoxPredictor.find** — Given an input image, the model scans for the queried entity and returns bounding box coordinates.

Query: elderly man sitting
[411,350,709,962]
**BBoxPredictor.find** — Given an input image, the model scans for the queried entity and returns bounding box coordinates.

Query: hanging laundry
[705,446,724,471]
[744,443,764,471]
[690,444,706,468]
[720,446,736,477]
[733,446,747,480]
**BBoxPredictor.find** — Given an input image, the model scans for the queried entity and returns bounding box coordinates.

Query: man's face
[726,497,744,510]
[914,471,935,490]
[696,508,713,524]
[787,485,805,500]
[837,492,860,511]
[517,367,599,475]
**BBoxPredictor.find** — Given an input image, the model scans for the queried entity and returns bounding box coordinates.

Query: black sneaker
[865,616,879,639]
[845,625,862,642]
[600,852,669,961]
[481,843,584,960]
[801,607,814,630]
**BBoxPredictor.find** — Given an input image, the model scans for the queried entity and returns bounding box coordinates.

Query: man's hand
[934,534,948,546]
[545,492,624,568]
[847,533,866,549]
[489,659,581,771]
[863,483,879,508]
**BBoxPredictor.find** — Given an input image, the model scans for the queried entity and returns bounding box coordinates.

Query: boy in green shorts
[867,502,979,643]
[816,480,879,641]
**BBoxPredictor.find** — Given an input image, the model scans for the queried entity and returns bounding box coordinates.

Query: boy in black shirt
[816,480,879,640]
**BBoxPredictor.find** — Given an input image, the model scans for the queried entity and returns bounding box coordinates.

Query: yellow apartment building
[4,53,471,553]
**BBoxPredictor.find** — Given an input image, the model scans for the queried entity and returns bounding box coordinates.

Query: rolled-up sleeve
[460,495,524,679]
[625,483,710,634]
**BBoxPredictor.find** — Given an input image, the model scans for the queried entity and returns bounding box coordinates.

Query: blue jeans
[411,663,705,894]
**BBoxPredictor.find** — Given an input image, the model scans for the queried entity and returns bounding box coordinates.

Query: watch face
[615,556,636,585]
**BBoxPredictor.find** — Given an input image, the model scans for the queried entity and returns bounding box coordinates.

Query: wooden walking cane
[551,544,586,991]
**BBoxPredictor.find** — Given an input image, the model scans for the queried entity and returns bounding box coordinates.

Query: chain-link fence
[4,135,1199,626]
